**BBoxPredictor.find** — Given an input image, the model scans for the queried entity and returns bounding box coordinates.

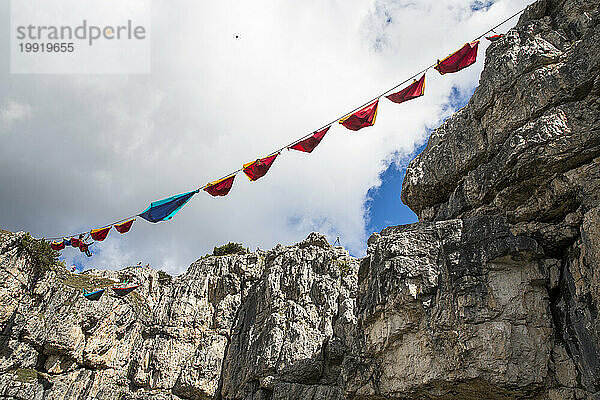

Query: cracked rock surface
[399,0,600,397]
[1,0,599,398]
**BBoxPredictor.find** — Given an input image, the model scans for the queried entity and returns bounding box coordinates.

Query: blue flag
[138,190,198,223]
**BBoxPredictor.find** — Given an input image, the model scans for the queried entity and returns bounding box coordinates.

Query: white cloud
[0,0,532,274]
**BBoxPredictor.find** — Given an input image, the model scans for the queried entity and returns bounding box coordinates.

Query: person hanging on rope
[78,234,92,257]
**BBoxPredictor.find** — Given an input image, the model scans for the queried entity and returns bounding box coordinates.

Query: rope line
[40,5,528,242]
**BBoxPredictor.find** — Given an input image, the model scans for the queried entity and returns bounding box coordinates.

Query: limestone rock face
[1,0,600,398]
[221,233,358,400]
[345,216,554,399]
[0,231,357,400]
[401,0,600,252]
[400,0,600,397]
[0,230,264,400]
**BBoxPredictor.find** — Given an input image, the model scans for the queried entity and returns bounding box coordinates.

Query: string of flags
[45,7,526,256]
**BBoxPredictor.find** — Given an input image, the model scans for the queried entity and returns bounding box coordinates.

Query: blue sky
[364,152,420,238]
[363,85,476,244]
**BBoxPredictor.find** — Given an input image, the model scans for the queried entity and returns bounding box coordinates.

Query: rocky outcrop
[0,230,266,399]
[1,0,599,398]
[399,0,600,397]
[344,216,555,399]
[0,231,358,400]
[221,234,357,400]
[401,0,600,254]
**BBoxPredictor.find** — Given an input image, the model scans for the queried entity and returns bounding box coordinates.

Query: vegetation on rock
[16,233,58,269]
[213,242,248,256]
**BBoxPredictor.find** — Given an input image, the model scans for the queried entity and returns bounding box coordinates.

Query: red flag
[486,34,503,42]
[339,100,379,131]
[386,74,425,104]
[71,237,80,248]
[51,240,65,251]
[204,175,236,197]
[243,153,279,181]
[289,126,330,153]
[90,226,111,241]
[114,219,135,234]
[435,41,479,75]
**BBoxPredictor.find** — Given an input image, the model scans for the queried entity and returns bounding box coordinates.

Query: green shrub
[17,234,59,269]
[213,242,248,256]
[335,259,354,277]
[157,270,172,284]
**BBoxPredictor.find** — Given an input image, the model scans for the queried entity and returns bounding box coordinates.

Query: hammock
[138,190,198,223]
[51,240,65,250]
[288,126,330,153]
[114,218,135,234]
[243,153,280,181]
[486,34,504,41]
[112,284,140,296]
[434,41,479,74]
[204,175,236,197]
[339,100,379,131]
[83,288,105,301]
[386,74,425,104]
[90,226,111,241]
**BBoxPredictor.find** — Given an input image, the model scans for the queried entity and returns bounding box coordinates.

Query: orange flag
[90,226,111,241]
[114,218,135,234]
[339,100,379,131]
[435,41,479,75]
[386,74,425,104]
[243,153,279,181]
[204,175,236,197]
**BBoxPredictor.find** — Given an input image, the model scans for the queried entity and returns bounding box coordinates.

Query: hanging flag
[339,100,379,131]
[204,175,236,197]
[435,41,479,75]
[64,238,72,247]
[289,126,330,153]
[386,75,425,104]
[243,153,279,181]
[138,190,199,223]
[486,34,504,42]
[90,226,111,241]
[71,237,80,248]
[114,218,135,234]
[51,240,65,251]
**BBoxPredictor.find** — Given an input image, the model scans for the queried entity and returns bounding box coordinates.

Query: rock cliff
[0,0,598,398]
[401,0,600,397]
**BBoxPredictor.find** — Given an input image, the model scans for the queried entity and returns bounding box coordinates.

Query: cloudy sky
[0,0,531,274]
